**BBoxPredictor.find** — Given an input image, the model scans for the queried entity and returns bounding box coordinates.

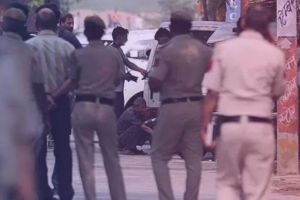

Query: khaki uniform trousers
[72,102,126,200]
[151,101,203,200]
[217,116,275,200]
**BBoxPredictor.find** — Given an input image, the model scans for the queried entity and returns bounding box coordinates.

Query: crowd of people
[0,2,286,200]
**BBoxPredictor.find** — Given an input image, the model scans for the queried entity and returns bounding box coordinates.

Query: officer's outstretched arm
[124,58,147,76]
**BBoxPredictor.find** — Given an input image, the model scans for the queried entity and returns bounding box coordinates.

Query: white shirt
[203,30,286,117]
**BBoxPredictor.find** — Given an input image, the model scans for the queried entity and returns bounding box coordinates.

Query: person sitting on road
[118,97,152,155]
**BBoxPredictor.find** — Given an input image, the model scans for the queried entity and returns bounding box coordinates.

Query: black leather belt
[219,115,273,124]
[162,96,203,105]
[75,95,114,106]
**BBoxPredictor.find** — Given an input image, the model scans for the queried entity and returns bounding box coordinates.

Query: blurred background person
[0,7,45,200]
[8,2,32,41]
[201,5,285,200]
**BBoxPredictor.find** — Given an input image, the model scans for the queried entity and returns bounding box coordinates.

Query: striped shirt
[26,30,75,92]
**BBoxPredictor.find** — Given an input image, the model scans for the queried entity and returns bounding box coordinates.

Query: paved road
[47,145,300,200]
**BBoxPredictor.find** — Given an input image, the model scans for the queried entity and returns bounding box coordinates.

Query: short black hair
[169,18,191,35]
[245,4,272,33]
[60,13,73,23]
[84,16,105,41]
[9,2,29,18]
[2,17,25,33]
[36,3,61,24]
[36,8,57,30]
[154,28,171,40]
[112,26,128,40]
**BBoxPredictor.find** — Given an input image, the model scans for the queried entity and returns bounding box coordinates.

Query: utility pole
[276,0,299,175]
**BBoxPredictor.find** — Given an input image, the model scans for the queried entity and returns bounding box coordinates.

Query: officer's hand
[141,124,153,134]
[200,129,216,150]
[46,94,56,110]
[142,71,149,80]
[140,69,147,77]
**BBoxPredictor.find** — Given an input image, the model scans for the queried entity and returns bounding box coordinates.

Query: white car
[76,29,157,109]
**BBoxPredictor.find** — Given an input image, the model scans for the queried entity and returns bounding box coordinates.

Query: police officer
[200,5,286,200]
[148,9,212,200]
[52,15,127,200]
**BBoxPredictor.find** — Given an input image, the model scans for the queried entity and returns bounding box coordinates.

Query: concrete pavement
[47,145,300,200]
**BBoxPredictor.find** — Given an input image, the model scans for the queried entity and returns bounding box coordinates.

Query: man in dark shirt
[58,13,82,49]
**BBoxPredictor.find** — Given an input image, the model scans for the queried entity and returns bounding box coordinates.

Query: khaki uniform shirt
[26,30,75,93]
[70,40,124,99]
[149,34,212,100]
[203,30,286,117]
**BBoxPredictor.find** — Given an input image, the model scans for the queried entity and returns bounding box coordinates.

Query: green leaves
[31,0,44,7]
[158,0,194,10]
[158,0,195,18]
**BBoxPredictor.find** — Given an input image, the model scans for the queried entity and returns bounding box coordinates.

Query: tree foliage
[158,0,195,17]
[60,0,81,13]
[30,0,43,7]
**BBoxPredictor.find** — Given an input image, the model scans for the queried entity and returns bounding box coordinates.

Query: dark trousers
[34,133,53,200]
[35,95,74,200]
[119,125,151,150]
[114,91,124,119]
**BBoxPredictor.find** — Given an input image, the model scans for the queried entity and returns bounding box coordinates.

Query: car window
[191,30,214,45]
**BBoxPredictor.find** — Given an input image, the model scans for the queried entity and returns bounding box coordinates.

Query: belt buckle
[174,98,182,103]
[180,97,188,102]
[93,96,98,103]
